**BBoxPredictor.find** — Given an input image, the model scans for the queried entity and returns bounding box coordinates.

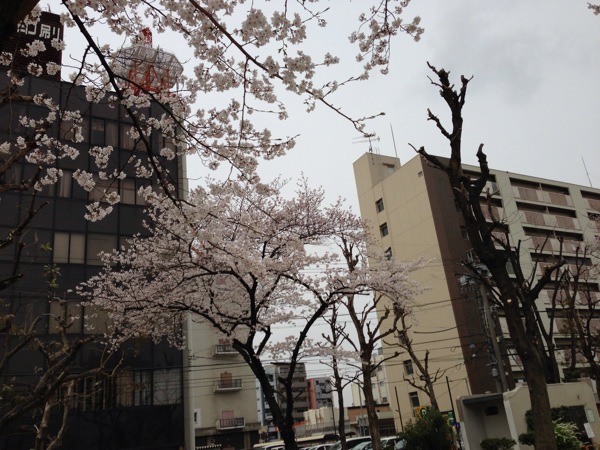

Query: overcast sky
[55,0,600,211]
[54,0,599,386]
[250,0,600,211]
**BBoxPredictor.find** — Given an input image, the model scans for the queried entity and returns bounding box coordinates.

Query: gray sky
[55,0,599,387]
[251,0,600,211]
[57,0,600,209]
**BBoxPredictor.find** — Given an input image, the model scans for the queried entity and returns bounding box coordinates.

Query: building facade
[185,320,261,449]
[353,152,600,432]
[307,377,333,410]
[350,348,391,408]
[256,362,310,433]
[0,12,186,449]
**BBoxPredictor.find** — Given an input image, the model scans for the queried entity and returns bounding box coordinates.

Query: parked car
[362,437,406,450]
[329,436,372,450]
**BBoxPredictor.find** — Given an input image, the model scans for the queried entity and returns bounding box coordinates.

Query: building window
[89,176,118,202]
[87,233,117,265]
[53,232,117,265]
[409,391,420,408]
[384,247,392,260]
[379,222,389,237]
[120,178,148,205]
[121,124,137,150]
[53,232,85,264]
[403,360,414,375]
[153,368,182,405]
[49,299,82,334]
[106,120,118,147]
[91,118,105,145]
[375,198,385,213]
[60,117,88,143]
[133,370,152,406]
[47,170,73,197]
[88,118,117,148]
[57,170,73,197]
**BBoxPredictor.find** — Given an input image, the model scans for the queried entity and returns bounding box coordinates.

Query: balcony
[513,186,573,207]
[216,417,245,430]
[528,236,583,254]
[535,263,593,280]
[214,379,243,392]
[520,210,580,231]
[542,288,599,306]
[213,344,237,357]
[480,205,504,222]
[583,197,600,212]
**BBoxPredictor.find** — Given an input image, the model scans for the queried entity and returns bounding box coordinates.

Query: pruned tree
[551,221,600,382]
[315,302,358,450]
[79,177,425,450]
[329,234,424,450]
[395,314,442,411]
[414,63,563,450]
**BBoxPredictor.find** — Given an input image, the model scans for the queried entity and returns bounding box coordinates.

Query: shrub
[518,421,582,450]
[398,407,454,450]
[480,437,516,450]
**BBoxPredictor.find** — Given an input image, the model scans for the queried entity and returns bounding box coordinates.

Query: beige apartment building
[353,152,600,431]
[184,317,261,449]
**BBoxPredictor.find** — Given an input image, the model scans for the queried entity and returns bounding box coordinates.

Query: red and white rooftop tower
[113,28,183,95]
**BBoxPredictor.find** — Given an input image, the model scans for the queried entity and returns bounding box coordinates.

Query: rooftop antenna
[353,135,380,154]
[582,157,593,188]
[389,123,399,160]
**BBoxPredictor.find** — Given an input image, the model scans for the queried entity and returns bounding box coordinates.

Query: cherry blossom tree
[79,177,424,450]
[2,0,424,197]
[1,1,425,445]
[1,0,424,281]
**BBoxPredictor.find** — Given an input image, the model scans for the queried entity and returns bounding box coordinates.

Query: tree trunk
[331,360,349,450]
[417,63,558,450]
[497,273,557,450]
[362,366,381,450]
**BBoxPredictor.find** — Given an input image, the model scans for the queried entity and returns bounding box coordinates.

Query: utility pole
[394,386,404,432]
[479,283,508,392]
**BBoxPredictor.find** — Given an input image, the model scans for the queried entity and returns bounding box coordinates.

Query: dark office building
[0,12,186,449]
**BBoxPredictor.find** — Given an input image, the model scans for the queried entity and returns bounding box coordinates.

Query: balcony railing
[480,205,504,222]
[520,210,580,230]
[513,186,574,207]
[584,197,600,212]
[529,236,583,254]
[541,289,599,306]
[215,379,243,392]
[217,417,245,430]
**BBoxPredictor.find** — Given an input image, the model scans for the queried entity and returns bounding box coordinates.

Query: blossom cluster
[79,177,424,358]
